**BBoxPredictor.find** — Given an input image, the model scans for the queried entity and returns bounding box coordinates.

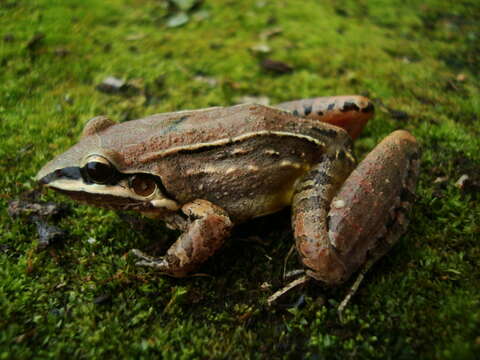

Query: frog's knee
[297,241,347,285]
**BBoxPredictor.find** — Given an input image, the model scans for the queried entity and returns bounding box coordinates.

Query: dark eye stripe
[38,167,83,185]
[38,167,177,202]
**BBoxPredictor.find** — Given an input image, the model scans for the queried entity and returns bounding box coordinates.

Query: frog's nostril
[361,102,374,113]
[38,175,50,185]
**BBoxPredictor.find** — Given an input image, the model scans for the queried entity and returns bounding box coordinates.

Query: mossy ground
[1,0,479,358]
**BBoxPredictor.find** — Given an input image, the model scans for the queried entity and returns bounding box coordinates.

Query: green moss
[1,0,479,358]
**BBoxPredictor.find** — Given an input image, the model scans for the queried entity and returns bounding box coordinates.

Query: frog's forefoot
[133,200,233,277]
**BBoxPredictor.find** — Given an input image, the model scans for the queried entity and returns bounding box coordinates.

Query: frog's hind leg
[292,130,420,312]
[268,147,354,306]
[276,95,374,140]
[292,144,355,285]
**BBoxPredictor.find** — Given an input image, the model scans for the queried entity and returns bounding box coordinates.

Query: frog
[36,95,420,313]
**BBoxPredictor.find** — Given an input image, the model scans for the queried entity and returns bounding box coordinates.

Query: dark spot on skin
[183,241,194,259]
[327,103,335,111]
[299,183,315,192]
[161,115,190,135]
[311,127,338,139]
[187,212,202,222]
[341,101,360,112]
[303,105,312,116]
[311,170,333,186]
[292,109,299,116]
[361,102,374,113]
[307,169,322,178]
[326,152,341,162]
[303,194,330,207]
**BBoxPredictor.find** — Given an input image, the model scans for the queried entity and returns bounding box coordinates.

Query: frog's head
[36,116,179,213]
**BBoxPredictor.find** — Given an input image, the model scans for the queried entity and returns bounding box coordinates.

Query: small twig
[267,275,310,306]
[337,258,376,322]
[282,244,296,280]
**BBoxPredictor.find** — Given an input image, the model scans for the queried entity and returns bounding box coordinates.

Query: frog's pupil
[85,161,114,183]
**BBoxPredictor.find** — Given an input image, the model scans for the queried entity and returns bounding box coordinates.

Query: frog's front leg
[133,199,233,277]
[293,130,420,286]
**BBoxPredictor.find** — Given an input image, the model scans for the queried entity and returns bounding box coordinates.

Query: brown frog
[36,96,420,313]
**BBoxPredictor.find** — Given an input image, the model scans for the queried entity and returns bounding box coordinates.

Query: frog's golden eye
[130,174,157,197]
[84,155,115,184]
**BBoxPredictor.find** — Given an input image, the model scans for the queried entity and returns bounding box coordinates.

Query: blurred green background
[1,0,479,358]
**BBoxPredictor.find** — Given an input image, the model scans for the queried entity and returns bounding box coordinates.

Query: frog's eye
[130,174,157,197]
[83,155,116,184]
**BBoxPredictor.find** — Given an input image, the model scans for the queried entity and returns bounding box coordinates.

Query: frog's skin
[36,96,420,289]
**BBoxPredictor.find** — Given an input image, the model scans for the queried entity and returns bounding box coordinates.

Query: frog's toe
[131,248,152,261]
[135,259,168,269]
[284,269,306,280]
[131,249,168,268]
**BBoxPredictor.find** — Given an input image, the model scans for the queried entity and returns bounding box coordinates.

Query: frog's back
[87,104,354,222]
[97,104,351,169]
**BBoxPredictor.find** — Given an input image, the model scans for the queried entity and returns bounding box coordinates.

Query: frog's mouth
[54,188,160,212]
[37,166,180,212]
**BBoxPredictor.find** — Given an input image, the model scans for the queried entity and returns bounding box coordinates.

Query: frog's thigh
[276,95,374,140]
[293,130,420,285]
[135,199,233,277]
